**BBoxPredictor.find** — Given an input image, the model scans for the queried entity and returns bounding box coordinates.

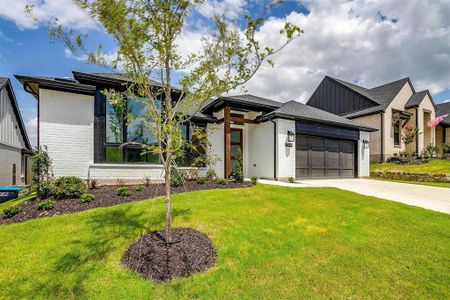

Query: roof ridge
[369,77,409,90]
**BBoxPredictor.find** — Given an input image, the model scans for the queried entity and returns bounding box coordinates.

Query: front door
[229,128,243,175]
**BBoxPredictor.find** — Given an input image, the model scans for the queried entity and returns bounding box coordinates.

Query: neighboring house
[0,77,33,186]
[307,76,437,162]
[435,102,450,156]
[16,72,375,183]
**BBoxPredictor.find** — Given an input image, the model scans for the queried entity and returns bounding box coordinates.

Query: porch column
[224,106,231,178]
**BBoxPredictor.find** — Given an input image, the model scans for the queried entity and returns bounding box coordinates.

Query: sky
[0,0,450,148]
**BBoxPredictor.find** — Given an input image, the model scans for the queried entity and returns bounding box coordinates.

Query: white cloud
[25,116,37,148]
[239,0,450,102]
[443,99,450,103]
[197,0,247,19]
[0,0,96,30]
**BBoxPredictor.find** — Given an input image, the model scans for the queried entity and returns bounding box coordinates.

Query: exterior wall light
[363,140,370,149]
[287,130,295,142]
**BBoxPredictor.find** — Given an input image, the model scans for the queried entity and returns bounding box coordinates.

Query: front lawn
[371,160,450,174]
[0,185,448,299]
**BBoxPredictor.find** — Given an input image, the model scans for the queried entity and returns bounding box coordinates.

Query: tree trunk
[164,155,172,243]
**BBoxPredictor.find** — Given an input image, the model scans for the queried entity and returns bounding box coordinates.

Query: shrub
[170,167,184,187]
[89,179,98,189]
[251,176,258,184]
[51,176,86,199]
[117,186,131,196]
[205,169,217,181]
[3,206,21,218]
[36,199,54,211]
[288,177,295,183]
[217,178,226,185]
[196,176,206,184]
[36,179,53,199]
[80,193,95,203]
[231,148,244,183]
[135,184,144,192]
[32,146,53,199]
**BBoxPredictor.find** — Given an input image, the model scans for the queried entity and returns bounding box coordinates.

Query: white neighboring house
[0,77,32,186]
[16,72,375,183]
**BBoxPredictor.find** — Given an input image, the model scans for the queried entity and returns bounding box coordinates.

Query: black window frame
[394,120,401,147]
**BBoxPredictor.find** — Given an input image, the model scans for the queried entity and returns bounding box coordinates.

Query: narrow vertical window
[394,121,401,146]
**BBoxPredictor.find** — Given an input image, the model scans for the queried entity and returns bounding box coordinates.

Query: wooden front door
[228,128,243,177]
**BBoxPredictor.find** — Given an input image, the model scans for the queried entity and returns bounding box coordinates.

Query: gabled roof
[202,94,282,113]
[327,77,415,119]
[436,102,450,126]
[257,100,376,132]
[405,91,427,108]
[0,77,32,150]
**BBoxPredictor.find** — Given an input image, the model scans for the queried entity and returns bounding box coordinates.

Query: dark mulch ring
[122,228,216,281]
[1,181,253,225]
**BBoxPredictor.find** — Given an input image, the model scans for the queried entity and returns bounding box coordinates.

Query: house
[16,72,375,183]
[307,76,438,162]
[0,77,33,186]
[435,102,450,156]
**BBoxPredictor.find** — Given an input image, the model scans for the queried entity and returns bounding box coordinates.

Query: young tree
[28,0,301,242]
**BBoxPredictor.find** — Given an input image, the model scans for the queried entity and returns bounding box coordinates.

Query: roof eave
[257,112,377,132]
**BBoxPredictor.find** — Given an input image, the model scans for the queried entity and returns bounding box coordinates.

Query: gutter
[380,112,385,162]
[270,119,277,180]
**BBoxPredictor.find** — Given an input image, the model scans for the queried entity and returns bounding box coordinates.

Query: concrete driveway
[296,179,450,214]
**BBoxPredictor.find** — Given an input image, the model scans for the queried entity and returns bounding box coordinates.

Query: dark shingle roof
[436,102,450,125]
[201,94,282,113]
[73,71,162,87]
[405,91,427,108]
[225,94,283,108]
[257,100,376,131]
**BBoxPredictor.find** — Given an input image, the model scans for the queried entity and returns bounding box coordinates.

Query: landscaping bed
[0,181,252,225]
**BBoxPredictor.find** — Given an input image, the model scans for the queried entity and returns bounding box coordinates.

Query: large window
[394,120,401,146]
[105,97,161,164]
[104,96,203,165]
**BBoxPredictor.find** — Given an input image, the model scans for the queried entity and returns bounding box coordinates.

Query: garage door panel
[296,134,355,179]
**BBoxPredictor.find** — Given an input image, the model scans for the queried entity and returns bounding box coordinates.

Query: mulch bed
[121,228,216,281]
[1,181,252,225]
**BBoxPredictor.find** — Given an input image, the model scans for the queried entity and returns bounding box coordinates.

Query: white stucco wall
[357,131,370,177]
[275,118,296,180]
[247,121,274,179]
[207,122,224,178]
[39,89,94,179]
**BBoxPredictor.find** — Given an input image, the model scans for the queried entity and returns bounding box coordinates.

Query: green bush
[135,184,144,192]
[217,178,226,185]
[251,176,258,184]
[196,176,206,184]
[2,206,21,218]
[170,167,184,187]
[80,193,95,203]
[36,199,54,211]
[205,169,216,181]
[51,176,86,199]
[36,179,53,199]
[231,148,244,183]
[117,186,131,197]
[288,177,295,183]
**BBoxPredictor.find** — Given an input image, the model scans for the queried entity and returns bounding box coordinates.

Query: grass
[371,160,450,174]
[0,193,36,211]
[0,185,448,299]
[370,178,450,188]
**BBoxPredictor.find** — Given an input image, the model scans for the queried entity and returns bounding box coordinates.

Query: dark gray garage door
[296,134,355,179]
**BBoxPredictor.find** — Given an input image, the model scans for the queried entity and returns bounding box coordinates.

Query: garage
[295,121,358,179]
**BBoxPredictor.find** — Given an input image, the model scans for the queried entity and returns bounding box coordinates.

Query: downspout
[270,119,277,180]
[380,112,385,162]
[415,107,419,154]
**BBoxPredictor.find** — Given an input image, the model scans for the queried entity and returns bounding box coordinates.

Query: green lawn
[0,185,449,299]
[371,160,450,174]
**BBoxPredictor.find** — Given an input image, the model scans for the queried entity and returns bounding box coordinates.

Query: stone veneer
[371,171,450,183]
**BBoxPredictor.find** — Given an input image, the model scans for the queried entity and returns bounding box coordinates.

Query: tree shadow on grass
[35,204,192,298]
